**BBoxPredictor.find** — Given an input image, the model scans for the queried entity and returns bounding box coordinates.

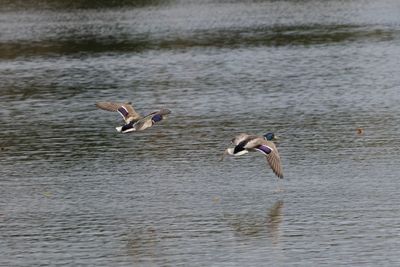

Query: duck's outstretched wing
[246,138,284,179]
[231,133,251,145]
[265,147,283,178]
[95,101,141,123]
[133,108,171,131]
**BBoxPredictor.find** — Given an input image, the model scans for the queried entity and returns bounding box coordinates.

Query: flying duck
[95,101,171,133]
[221,132,283,178]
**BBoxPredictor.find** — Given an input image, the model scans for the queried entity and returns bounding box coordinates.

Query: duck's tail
[220,148,235,161]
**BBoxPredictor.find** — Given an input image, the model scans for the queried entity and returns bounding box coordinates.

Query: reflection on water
[124,200,284,265]
[1,0,400,266]
[0,0,170,10]
[225,200,283,243]
[126,226,160,263]
[267,200,284,246]
[0,25,394,60]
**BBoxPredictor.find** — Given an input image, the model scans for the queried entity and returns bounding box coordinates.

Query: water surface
[1,0,400,266]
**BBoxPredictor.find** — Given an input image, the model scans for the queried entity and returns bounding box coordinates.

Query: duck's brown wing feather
[231,133,252,145]
[263,141,283,178]
[95,101,141,123]
[245,138,284,179]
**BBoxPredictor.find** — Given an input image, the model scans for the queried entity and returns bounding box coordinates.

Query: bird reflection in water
[266,200,284,245]
[226,200,284,245]
[126,226,160,264]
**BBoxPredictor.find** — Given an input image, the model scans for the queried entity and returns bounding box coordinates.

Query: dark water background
[1,0,400,266]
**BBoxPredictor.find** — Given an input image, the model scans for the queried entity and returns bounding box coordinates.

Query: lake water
[1,0,400,266]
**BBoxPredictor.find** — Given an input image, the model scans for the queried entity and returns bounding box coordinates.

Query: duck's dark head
[263,132,277,141]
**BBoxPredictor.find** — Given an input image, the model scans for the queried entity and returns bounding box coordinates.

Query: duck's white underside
[115,126,136,133]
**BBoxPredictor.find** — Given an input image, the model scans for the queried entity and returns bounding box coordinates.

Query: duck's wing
[246,138,284,179]
[133,108,171,130]
[231,135,260,154]
[221,133,249,160]
[95,101,141,123]
[142,108,171,123]
[231,133,251,145]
